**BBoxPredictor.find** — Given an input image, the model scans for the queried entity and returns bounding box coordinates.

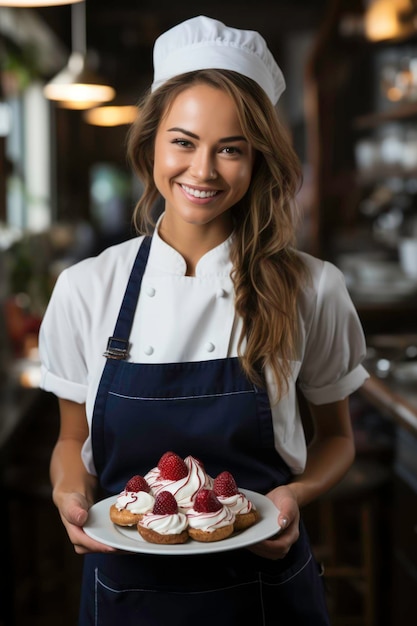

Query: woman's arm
[252,397,355,559]
[50,398,116,554]
[288,396,355,507]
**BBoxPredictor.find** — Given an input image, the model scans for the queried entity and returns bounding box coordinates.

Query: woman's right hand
[51,399,116,554]
[54,490,116,554]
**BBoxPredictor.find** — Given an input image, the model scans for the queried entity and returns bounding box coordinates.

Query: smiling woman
[38,15,368,626]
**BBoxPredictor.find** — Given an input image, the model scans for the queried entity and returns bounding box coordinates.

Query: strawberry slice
[153,491,178,515]
[213,471,239,497]
[125,475,150,493]
[193,489,222,513]
[157,451,188,480]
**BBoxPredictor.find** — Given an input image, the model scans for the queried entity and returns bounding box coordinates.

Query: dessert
[213,471,259,531]
[145,451,213,511]
[109,452,260,544]
[110,475,155,526]
[187,488,235,542]
[137,491,189,544]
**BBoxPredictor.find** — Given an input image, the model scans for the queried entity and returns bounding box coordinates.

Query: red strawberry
[157,451,188,481]
[125,475,150,493]
[213,471,239,497]
[193,489,222,513]
[153,491,178,515]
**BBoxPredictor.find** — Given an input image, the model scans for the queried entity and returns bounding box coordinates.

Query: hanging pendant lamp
[43,1,115,108]
[0,1,83,6]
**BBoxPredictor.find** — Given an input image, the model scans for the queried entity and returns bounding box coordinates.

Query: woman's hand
[54,490,116,555]
[52,399,116,555]
[249,484,300,559]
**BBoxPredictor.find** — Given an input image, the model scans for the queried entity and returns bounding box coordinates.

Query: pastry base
[234,509,259,531]
[137,525,189,545]
[188,523,234,543]
[109,504,143,527]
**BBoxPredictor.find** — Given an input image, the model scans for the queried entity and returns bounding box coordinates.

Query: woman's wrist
[52,474,97,509]
[285,481,303,507]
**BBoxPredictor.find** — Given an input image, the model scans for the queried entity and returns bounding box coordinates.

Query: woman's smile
[179,183,222,201]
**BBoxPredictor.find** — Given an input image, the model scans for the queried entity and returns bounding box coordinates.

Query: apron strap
[103,236,152,360]
[93,235,152,476]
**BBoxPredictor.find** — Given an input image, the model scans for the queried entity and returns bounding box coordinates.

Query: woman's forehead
[160,84,240,127]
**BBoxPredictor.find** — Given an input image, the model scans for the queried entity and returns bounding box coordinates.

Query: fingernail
[280,517,288,529]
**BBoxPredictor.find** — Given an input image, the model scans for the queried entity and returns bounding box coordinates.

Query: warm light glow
[83,105,138,126]
[365,0,415,41]
[0,0,83,6]
[44,82,115,105]
[386,85,405,101]
[43,52,116,107]
[56,99,104,110]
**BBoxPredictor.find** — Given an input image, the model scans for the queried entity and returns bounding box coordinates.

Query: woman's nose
[190,150,217,180]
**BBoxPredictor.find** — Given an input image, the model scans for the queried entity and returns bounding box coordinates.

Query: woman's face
[153,83,255,232]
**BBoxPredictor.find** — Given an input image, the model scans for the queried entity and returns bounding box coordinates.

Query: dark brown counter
[357,336,417,624]
[360,374,417,435]
[360,333,417,436]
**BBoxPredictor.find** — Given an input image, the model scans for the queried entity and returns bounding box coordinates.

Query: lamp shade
[0,1,83,6]
[43,51,115,107]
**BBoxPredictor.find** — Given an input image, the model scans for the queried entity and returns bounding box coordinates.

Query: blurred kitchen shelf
[353,101,417,130]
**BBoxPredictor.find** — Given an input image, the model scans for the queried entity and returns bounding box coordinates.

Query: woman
[39,15,369,625]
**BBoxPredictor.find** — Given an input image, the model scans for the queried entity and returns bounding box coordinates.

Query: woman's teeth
[181,185,218,199]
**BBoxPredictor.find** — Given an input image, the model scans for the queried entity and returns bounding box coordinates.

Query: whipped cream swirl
[216,493,255,516]
[115,491,155,514]
[145,456,213,511]
[139,512,188,535]
[187,504,235,532]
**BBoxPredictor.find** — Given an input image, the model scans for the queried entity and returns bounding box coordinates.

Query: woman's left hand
[249,484,300,560]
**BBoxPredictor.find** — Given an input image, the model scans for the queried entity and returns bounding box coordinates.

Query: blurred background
[0,1,417,624]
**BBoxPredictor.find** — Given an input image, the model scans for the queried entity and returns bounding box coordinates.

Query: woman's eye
[172,138,192,148]
[221,146,242,155]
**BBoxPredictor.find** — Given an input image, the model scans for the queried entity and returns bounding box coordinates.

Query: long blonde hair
[127,69,308,398]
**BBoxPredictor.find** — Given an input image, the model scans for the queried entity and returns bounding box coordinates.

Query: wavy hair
[127,69,308,399]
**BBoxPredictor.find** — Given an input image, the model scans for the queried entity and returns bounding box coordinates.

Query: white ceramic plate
[84,489,280,555]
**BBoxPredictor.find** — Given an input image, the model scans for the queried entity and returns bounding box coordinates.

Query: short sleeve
[39,269,88,403]
[298,260,369,405]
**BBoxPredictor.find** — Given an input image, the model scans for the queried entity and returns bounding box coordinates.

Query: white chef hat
[151,15,285,105]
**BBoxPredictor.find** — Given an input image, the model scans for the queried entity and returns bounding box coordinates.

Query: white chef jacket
[39,226,369,476]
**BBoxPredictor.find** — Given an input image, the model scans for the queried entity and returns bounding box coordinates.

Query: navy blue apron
[80,236,330,626]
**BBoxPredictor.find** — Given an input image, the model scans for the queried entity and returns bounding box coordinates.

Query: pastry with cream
[110,475,155,526]
[187,488,235,542]
[213,470,259,531]
[137,491,189,544]
[145,451,213,511]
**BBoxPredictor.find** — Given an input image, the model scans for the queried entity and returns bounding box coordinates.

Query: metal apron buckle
[103,336,130,360]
